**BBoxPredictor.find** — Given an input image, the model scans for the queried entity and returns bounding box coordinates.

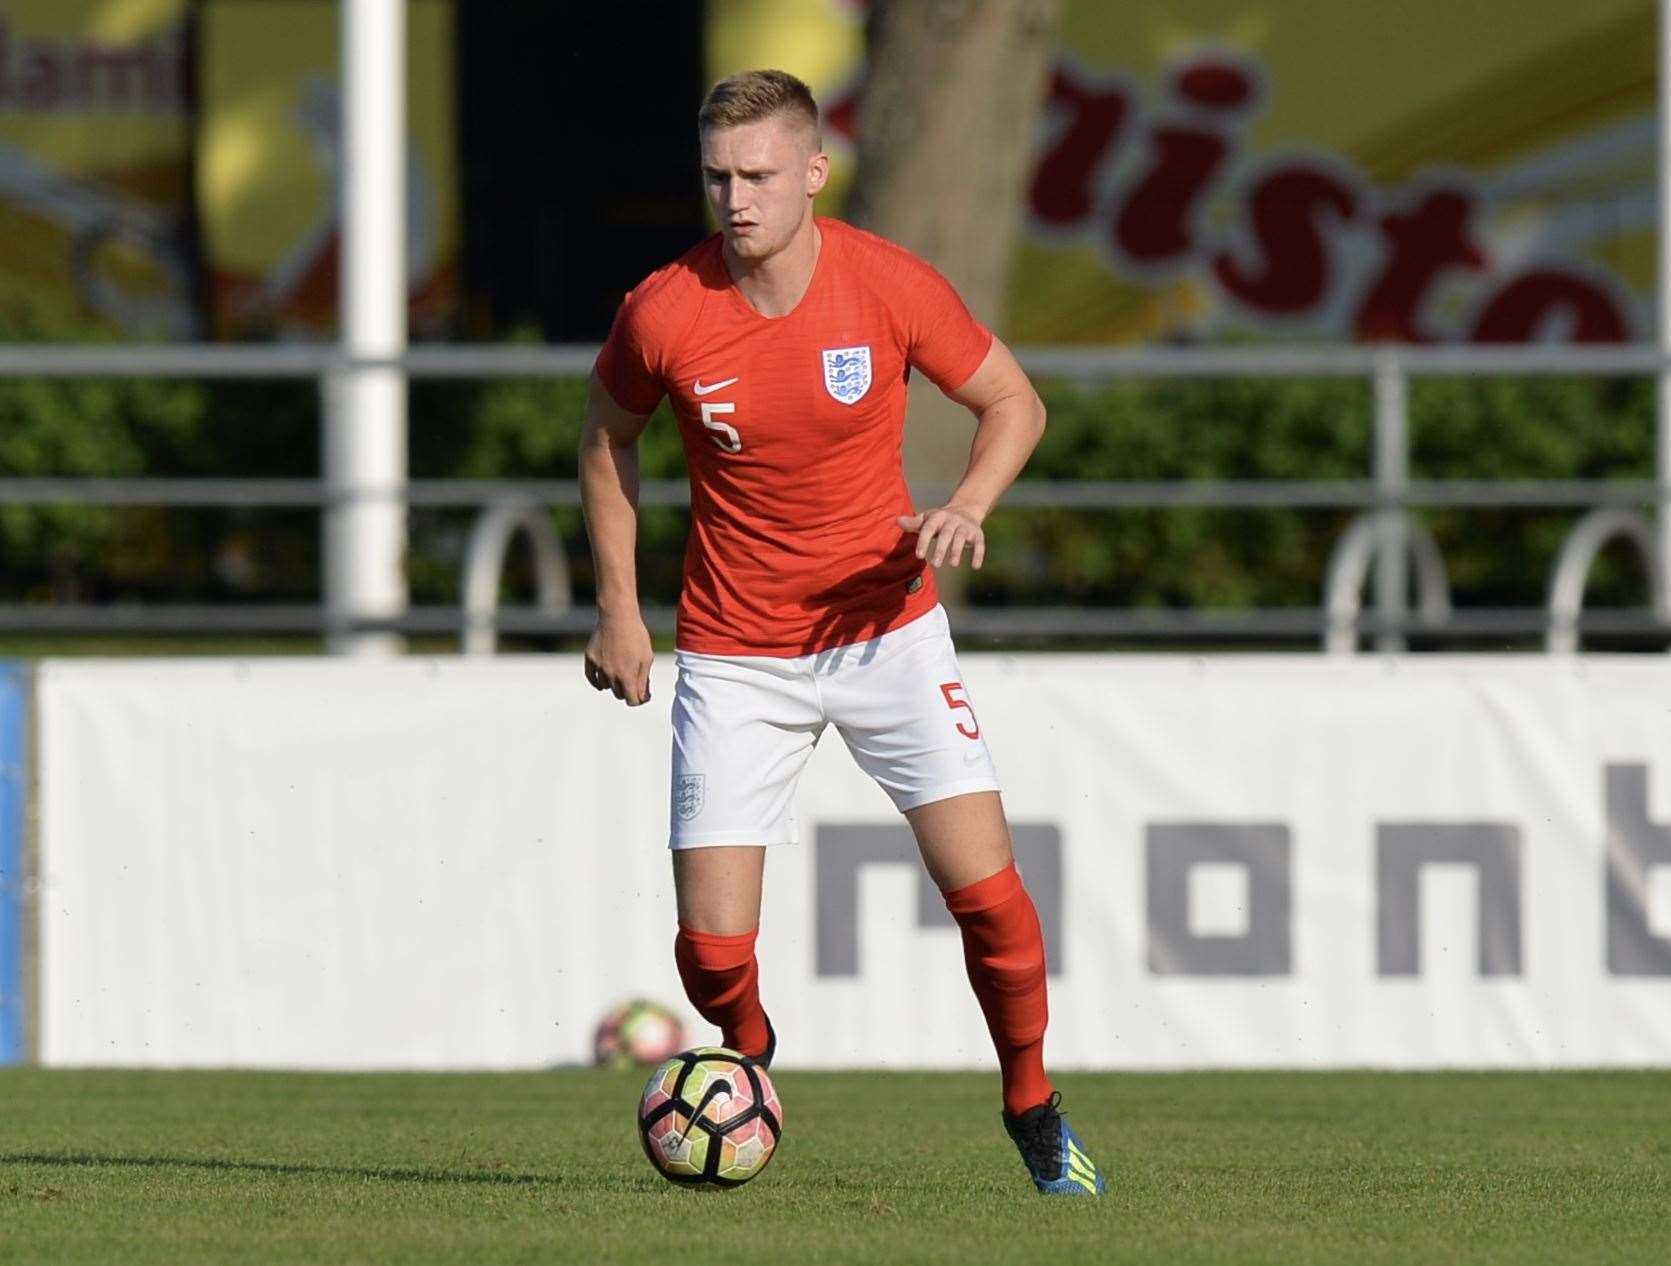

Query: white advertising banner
[36,654,1671,1070]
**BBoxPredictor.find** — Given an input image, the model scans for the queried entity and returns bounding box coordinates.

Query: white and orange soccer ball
[592,999,686,1068]
[637,1047,783,1188]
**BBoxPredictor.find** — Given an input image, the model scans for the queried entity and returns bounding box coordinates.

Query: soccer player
[580,69,1105,1197]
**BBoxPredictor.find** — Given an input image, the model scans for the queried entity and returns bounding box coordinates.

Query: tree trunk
[845,0,1063,604]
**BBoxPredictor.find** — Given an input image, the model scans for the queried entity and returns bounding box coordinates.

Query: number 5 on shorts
[939,681,980,739]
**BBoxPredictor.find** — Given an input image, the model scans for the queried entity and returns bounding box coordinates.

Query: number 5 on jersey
[701,401,742,453]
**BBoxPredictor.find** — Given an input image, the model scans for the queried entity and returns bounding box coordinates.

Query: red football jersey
[594,217,993,656]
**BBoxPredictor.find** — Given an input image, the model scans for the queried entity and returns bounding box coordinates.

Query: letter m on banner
[813,824,1063,977]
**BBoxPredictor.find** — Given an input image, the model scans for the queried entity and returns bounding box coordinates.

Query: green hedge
[0,366,1657,615]
[979,373,1655,611]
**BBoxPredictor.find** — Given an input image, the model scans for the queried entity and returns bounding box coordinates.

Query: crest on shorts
[821,345,872,405]
[674,774,706,822]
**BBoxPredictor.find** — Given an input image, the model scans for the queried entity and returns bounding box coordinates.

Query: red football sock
[943,862,1055,1116]
[673,924,771,1059]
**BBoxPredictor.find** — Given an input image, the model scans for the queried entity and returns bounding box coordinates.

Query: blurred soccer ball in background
[592,998,686,1068]
[637,1047,783,1188]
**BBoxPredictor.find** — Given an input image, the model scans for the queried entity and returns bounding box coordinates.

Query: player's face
[700,115,828,261]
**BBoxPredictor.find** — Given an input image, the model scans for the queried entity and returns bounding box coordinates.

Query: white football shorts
[668,604,1001,848]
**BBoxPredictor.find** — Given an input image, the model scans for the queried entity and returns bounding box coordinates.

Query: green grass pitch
[1,1068,1667,1264]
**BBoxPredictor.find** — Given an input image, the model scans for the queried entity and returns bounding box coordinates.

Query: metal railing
[0,343,1668,653]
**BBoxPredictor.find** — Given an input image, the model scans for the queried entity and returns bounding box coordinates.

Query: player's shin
[672,924,772,1060]
[942,862,1054,1116]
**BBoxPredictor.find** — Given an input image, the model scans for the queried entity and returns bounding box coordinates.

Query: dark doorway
[456,5,709,341]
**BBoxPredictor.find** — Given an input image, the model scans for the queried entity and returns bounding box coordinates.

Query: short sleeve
[897,258,994,394]
[594,287,668,416]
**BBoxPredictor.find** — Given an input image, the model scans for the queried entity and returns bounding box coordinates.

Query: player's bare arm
[579,373,655,706]
[897,336,1047,569]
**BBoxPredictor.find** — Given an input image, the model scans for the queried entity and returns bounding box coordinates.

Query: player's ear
[805,149,829,197]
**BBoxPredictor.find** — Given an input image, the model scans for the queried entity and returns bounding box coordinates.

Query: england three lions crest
[822,345,872,405]
[674,774,706,822]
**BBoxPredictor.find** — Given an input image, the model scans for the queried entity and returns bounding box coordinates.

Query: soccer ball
[593,999,685,1068]
[637,1047,783,1188]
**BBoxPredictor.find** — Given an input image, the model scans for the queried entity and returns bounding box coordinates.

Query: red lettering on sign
[1030,67,1132,227]
[1355,190,1486,342]
[823,82,858,142]
[1213,165,1358,313]
[1173,57,1257,112]
[1112,127,1230,264]
[1471,270,1629,343]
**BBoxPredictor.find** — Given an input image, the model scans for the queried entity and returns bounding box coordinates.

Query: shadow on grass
[0,1152,658,1192]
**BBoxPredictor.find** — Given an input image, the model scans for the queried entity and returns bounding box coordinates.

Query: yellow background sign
[197,0,459,339]
[0,0,192,336]
[709,0,1655,344]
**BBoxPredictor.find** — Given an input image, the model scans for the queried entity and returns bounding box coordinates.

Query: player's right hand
[584,614,654,706]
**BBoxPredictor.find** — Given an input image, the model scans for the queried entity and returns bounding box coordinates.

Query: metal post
[1373,348,1409,653]
[324,0,407,655]
[0,665,25,1065]
[1659,0,1671,625]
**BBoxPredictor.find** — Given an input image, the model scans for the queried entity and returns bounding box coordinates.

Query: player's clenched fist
[584,614,654,706]
[897,505,987,569]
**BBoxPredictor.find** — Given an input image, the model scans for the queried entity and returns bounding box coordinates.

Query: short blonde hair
[698,69,820,144]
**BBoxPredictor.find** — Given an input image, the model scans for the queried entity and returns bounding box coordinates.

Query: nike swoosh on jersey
[692,377,739,396]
